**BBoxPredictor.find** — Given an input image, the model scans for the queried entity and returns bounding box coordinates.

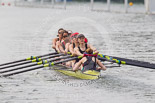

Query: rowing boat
[52,65,100,80]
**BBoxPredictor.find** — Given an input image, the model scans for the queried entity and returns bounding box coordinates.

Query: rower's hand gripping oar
[0,56,83,77]
[0,52,58,67]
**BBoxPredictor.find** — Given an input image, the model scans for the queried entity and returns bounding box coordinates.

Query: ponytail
[85,48,93,54]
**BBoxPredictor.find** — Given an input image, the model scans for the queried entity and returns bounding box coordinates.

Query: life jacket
[82,54,97,72]
[78,43,88,54]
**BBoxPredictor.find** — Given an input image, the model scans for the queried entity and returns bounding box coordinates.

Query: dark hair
[77,34,85,39]
[62,30,68,37]
[58,28,64,33]
[85,48,93,54]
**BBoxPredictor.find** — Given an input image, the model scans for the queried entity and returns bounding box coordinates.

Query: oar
[0,53,64,70]
[0,55,73,74]
[0,52,58,67]
[0,56,83,77]
[98,54,155,69]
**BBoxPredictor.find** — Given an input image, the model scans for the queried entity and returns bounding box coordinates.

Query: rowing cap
[77,34,85,38]
[70,32,79,38]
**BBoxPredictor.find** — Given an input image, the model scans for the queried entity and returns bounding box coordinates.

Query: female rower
[73,48,106,71]
[66,32,79,67]
[57,30,70,54]
[52,28,64,51]
[67,30,73,38]
[74,34,99,56]
[69,32,79,55]
[67,30,73,43]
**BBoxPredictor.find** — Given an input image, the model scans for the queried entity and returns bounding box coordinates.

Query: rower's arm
[52,38,58,49]
[74,47,83,56]
[65,43,70,53]
[96,59,106,70]
[59,43,66,54]
[73,59,83,71]
[56,41,61,53]
[88,44,99,54]
[69,44,74,54]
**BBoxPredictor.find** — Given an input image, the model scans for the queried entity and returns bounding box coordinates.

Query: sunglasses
[63,35,68,38]
[71,35,77,39]
[78,37,85,40]
[58,32,62,34]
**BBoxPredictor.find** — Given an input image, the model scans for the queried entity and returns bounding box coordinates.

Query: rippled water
[0,4,155,103]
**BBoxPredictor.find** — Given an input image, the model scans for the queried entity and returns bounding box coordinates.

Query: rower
[66,32,79,67]
[74,34,99,56]
[67,30,73,43]
[57,30,70,54]
[69,32,79,55]
[52,28,64,51]
[67,30,73,38]
[73,48,106,71]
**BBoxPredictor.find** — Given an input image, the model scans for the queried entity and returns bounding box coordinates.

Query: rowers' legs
[71,60,76,68]
[96,66,106,71]
[65,61,72,67]
[73,62,81,71]
[96,59,107,71]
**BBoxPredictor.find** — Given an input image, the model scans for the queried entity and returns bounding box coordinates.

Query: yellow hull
[52,65,100,80]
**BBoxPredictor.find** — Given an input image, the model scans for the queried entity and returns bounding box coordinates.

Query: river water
[0,3,155,103]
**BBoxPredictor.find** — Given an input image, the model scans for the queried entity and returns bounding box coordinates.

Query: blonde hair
[85,48,93,54]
